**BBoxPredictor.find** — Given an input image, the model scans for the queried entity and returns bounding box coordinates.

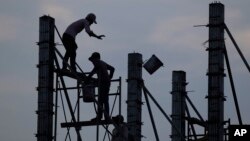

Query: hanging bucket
[82,85,95,102]
[143,55,163,75]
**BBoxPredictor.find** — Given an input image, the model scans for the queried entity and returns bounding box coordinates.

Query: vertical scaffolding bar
[171,71,186,141]
[36,15,55,141]
[127,53,143,141]
[207,2,225,141]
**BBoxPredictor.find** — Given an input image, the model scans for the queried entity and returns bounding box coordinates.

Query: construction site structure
[171,71,186,141]
[207,2,225,141]
[36,15,123,141]
[127,53,143,141]
[36,16,55,141]
[36,2,250,141]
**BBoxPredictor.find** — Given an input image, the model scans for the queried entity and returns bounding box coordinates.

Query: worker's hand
[109,75,113,80]
[97,35,105,40]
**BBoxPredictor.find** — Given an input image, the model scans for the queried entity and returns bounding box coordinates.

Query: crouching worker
[112,115,128,141]
[86,52,115,121]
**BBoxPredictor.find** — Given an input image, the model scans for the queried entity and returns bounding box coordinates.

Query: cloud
[0,15,19,41]
[229,29,250,54]
[148,15,206,49]
[39,2,74,23]
[226,8,242,21]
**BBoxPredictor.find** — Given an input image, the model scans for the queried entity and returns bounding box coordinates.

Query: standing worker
[87,52,115,121]
[62,13,105,72]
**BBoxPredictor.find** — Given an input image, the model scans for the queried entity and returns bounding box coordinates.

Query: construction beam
[224,46,243,125]
[224,24,250,73]
[54,52,82,141]
[61,120,113,128]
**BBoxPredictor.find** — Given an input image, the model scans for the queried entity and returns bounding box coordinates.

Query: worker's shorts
[62,33,77,50]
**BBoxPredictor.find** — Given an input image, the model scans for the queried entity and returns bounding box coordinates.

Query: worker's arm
[87,67,97,78]
[86,67,97,83]
[85,22,105,40]
[88,31,105,40]
[107,64,115,79]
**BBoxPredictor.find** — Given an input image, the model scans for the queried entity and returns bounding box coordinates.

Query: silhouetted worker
[87,52,115,121]
[111,115,128,141]
[62,13,105,72]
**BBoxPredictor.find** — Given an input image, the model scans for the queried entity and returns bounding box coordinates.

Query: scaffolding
[37,2,250,140]
[37,15,122,141]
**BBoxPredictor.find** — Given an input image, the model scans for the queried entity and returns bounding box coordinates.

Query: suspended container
[82,85,95,102]
[143,54,164,75]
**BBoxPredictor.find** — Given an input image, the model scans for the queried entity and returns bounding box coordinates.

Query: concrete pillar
[127,53,143,141]
[207,2,225,141]
[36,15,55,141]
[171,71,186,141]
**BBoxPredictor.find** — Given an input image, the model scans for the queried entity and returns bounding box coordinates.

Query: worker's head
[89,52,100,61]
[86,13,97,24]
[112,115,124,124]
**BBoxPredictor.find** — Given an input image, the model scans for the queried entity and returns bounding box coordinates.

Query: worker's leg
[62,51,70,69]
[62,34,71,69]
[91,82,110,121]
[103,94,109,120]
[62,33,77,71]
[97,101,103,119]
[91,95,102,121]
[100,82,110,120]
[70,48,77,72]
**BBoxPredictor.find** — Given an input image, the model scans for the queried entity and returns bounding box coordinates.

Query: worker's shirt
[64,19,92,39]
[92,60,114,83]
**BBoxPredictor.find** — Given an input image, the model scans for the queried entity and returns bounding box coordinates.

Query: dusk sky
[0,0,250,141]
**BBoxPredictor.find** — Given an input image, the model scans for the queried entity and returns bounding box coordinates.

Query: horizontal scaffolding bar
[54,69,87,81]
[61,120,113,128]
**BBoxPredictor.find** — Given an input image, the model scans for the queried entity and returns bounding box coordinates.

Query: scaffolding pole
[224,24,250,73]
[223,45,243,125]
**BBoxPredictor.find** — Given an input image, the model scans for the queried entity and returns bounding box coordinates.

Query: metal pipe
[96,124,99,141]
[77,83,81,141]
[142,87,160,141]
[119,77,122,116]
[224,45,243,125]
[185,101,197,140]
[54,74,59,141]
[224,24,250,73]
[54,52,82,141]
[185,95,205,122]
[142,85,185,141]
